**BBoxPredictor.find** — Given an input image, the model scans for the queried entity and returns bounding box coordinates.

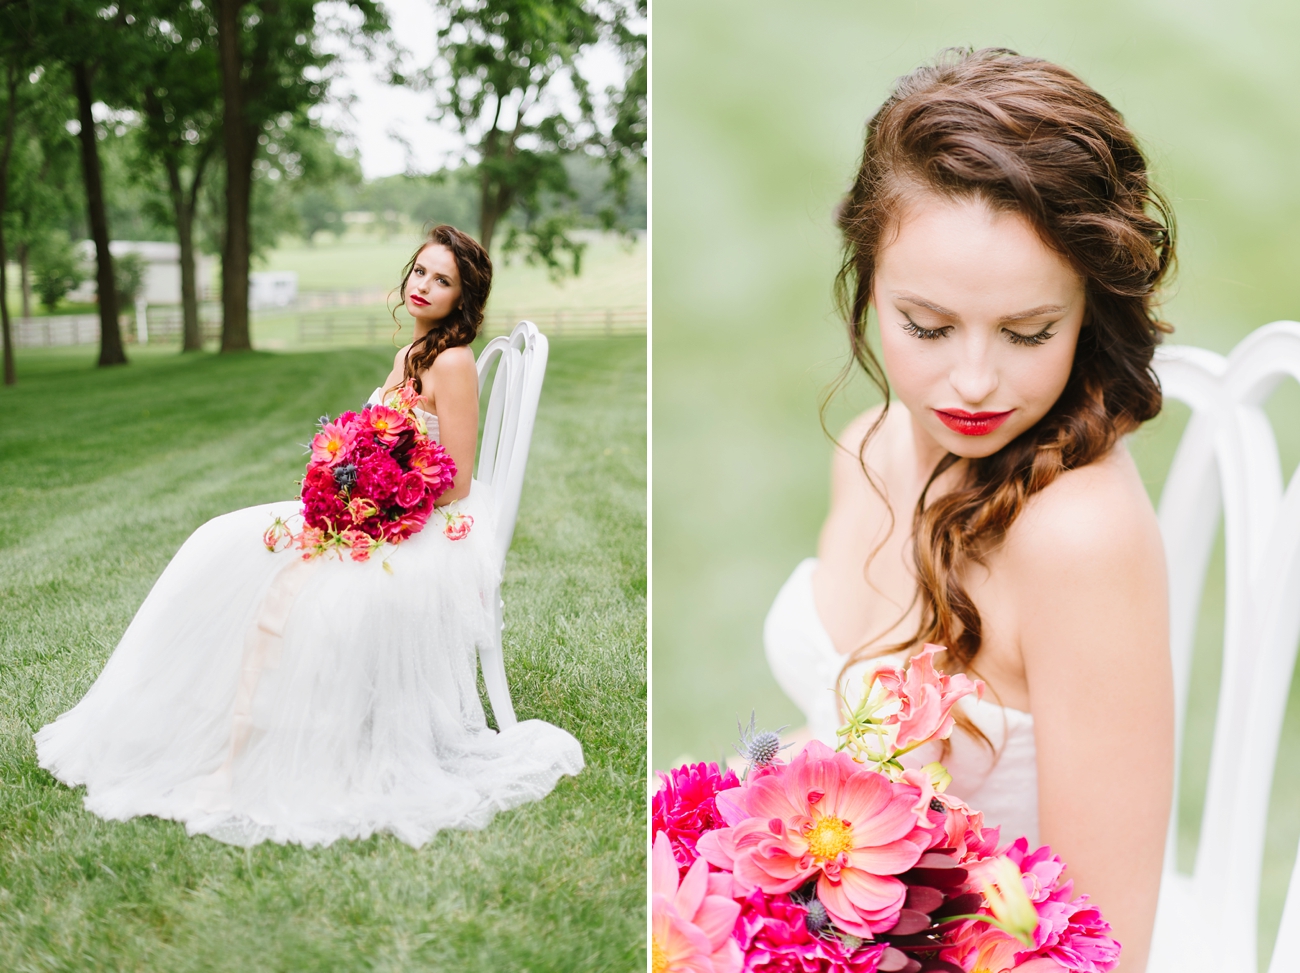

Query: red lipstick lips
[409,293,430,307]
[934,409,1013,436]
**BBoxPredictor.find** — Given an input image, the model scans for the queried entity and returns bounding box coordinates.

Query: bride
[35,224,584,848]
[763,51,1173,970]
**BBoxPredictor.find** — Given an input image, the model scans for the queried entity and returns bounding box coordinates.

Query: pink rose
[396,470,427,508]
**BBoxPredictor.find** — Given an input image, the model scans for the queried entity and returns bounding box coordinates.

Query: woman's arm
[1005,450,1173,972]
[421,345,478,505]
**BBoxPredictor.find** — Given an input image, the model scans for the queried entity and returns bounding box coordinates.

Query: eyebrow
[894,292,1068,323]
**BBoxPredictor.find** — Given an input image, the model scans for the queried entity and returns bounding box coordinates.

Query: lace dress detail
[763,557,1039,846]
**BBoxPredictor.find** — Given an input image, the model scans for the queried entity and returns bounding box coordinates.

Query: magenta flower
[356,450,404,502]
[733,888,887,973]
[696,741,931,938]
[653,762,742,873]
[941,839,1120,973]
[652,832,744,973]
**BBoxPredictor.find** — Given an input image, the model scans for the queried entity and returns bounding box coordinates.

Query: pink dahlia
[653,761,742,873]
[652,832,743,973]
[408,440,457,493]
[309,417,358,466]
[874,644,981,750]
[696,740,931,938]
[733,889,887,973]
[365,404,410,444]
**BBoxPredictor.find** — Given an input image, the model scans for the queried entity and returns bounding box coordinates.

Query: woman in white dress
[763,51,1173,970]
[35,224,584,848]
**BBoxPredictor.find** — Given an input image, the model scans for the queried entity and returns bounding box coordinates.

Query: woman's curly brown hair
[834,48,1175,711]
[393,224,493,394]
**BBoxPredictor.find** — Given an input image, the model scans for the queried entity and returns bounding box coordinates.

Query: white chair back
[1149,321,1300,973]
[475,320,550,570]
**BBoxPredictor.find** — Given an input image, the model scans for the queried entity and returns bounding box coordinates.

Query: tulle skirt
[34,484,584,848]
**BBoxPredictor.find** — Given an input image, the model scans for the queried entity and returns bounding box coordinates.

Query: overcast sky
[324,0,628,181]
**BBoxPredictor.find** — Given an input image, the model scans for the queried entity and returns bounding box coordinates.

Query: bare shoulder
[429,343,476,377]
[392,343,412,372]
[1004,442,1164,581]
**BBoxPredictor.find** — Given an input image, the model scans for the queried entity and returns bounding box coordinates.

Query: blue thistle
[333,463,358,490]
[803,897,830,935]
[735,712,790,769]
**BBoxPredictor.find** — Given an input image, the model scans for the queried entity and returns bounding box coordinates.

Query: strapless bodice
[763,557,1040,846]
[368,387,439,442]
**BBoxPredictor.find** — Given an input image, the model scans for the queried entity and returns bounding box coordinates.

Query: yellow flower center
[651,936,669,973]
[804,814,854,861]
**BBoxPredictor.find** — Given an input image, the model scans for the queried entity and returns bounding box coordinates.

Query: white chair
[1148,321,1300,973]
[472,320,550,730]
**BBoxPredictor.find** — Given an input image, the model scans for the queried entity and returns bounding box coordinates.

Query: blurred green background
[651,0,1300,964]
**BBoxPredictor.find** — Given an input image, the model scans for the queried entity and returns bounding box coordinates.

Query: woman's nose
[948,342,1000,406]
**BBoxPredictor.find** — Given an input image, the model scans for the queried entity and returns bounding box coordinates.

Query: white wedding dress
[764,558,1039,846]
[35,390,584,848]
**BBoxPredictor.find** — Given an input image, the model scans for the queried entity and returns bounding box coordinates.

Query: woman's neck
[412,319,437,343]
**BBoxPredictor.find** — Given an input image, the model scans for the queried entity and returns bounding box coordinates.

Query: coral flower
[652,832,743,973]
[443,512,473,541]
[696,740,930,938]
[874,644,982,750]
[310,419,357,466]
[366,404,410,444]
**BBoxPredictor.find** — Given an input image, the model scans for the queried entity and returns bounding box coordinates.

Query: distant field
[261,229,646,311]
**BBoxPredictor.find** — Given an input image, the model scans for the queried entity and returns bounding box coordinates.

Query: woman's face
[873,193,1086,460]
[404,243,463,324]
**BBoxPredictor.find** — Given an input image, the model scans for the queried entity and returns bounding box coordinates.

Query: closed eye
[902,318,951,341]
[1003,325,1057,346]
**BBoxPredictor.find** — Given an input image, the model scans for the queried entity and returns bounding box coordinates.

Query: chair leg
[481,592,518,729]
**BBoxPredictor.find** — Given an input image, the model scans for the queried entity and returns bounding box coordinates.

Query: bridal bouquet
[263,380,463,561]
[652,646,1121,973]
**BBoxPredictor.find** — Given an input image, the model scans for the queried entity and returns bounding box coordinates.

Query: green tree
[428,0,646,276]
[128,1,223,352]
[4,0,139,368]
[29,230,84,311]
[213,0,386,352]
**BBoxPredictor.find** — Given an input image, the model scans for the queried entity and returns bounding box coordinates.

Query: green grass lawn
[651,1,1300,966]
[0,336,646,971]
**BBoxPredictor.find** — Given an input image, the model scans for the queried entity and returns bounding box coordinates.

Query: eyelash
[902,319,950,340]
[901,318,1058,346]
[1004,326,1057,346]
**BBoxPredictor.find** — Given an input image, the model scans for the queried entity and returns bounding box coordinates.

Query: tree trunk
[165,154,202,352]
[216,0,252,352]
[479,166,498,254]
[18,242,30,319]
[1,67,18,386]
[71,60,126,367]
